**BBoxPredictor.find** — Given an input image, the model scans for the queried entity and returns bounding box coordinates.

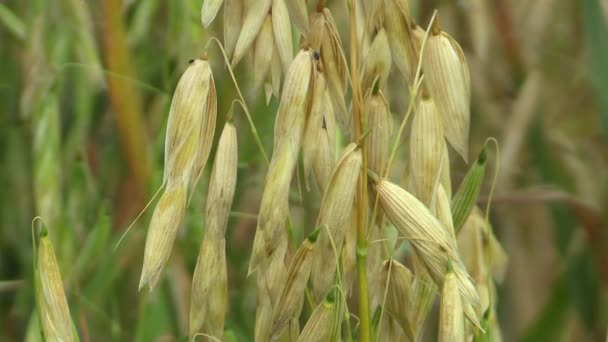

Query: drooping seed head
[189,237,228,340]
[381,258,415,341]
[312,93,337,193]
[204,122,238,240]
[272,0,294,71]
[273,48,314,152]
[303,69,327,191]
[366,91,392,175]
[410,93,444,207]
[253,14,275,89]
[201,0,224,28]
[310,144,362,302]
[139,182,187,291]
[164,58,217,194]
[373,177,482,328]
[232,0,272,67]
[271,229,319,339]
[383,0,416,82]
[439,266,465,342]
[310,9,350,136]
[248,148,294,275]
[36,230,76,342]
[361,28,392,94]
[297,293,342,342]
[423,18,471,160]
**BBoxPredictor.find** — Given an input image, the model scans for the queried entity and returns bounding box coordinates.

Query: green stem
[347,0,370,340]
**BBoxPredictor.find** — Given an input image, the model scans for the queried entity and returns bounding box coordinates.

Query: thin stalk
[101,0,152,198]
[347,0,370,341]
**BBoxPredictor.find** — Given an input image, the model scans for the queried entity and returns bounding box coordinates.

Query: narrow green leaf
[584,0,608,141]
[0,4,26,41]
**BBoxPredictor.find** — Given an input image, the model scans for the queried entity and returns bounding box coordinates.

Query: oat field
[0,0,607,341]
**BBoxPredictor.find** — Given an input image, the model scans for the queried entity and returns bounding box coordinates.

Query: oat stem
[347,0,370,340]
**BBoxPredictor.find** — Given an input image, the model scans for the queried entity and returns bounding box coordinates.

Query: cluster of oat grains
[136,0,508,341]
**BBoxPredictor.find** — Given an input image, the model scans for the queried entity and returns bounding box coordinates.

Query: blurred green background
[0,0,607,341]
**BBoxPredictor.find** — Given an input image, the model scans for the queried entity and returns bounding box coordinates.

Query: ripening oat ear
[312,102,337,192]
[189,237,228,340]
[452,147,487,233]
[361,28,392,94]
[163,58,216,191]
[273,48,315,151]
[284,0,309,36]
[372,176,482,328]
[303,67,327,191]
[139,182,187,291]
[224,0,243,59]
[272,0,293,71]
[189,122,237,339]
[36,230,76,342]
[381,258,415,341]
[249,49,315,275]
[271,229,319,339]
[423,17,471,161]
[253,14,275,89]
[439,265,466,342]
[297,292,342,342]
[310,9,350,137]
[383,0,416,83]
[366,91,392,176]
[232,0,272,67]
[201,0,224,28]
[410,91,444,207]
[310,144,362,302]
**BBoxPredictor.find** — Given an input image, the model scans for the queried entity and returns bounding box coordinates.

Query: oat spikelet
[272,0,293,71]
[310,9,349,136]
[383,0,416,83]
[381,258,415,341]
[232,0,272,67]
[410,93,444,207]
[310,144,362,302]
[361,28,392,94]
[297,293,342,342]
[365,90,391,175]
[303,68,327,190]
[164,58,216,189]
[249,49,314,275]
[253,14,275,88]
[271,229,319,340]
[36,231,76,341]
[439,266,465,342]
[312,104,337,193]
[201,0,224,27]
[284,0,309,36]
[189,122,237,339]
[224,0,243,59]
[189,237,228,340]
[273,48,315,151]
[423,18,471,160]
[204,122,238,239]
[139,182,187,291]
[372,176,482,328]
